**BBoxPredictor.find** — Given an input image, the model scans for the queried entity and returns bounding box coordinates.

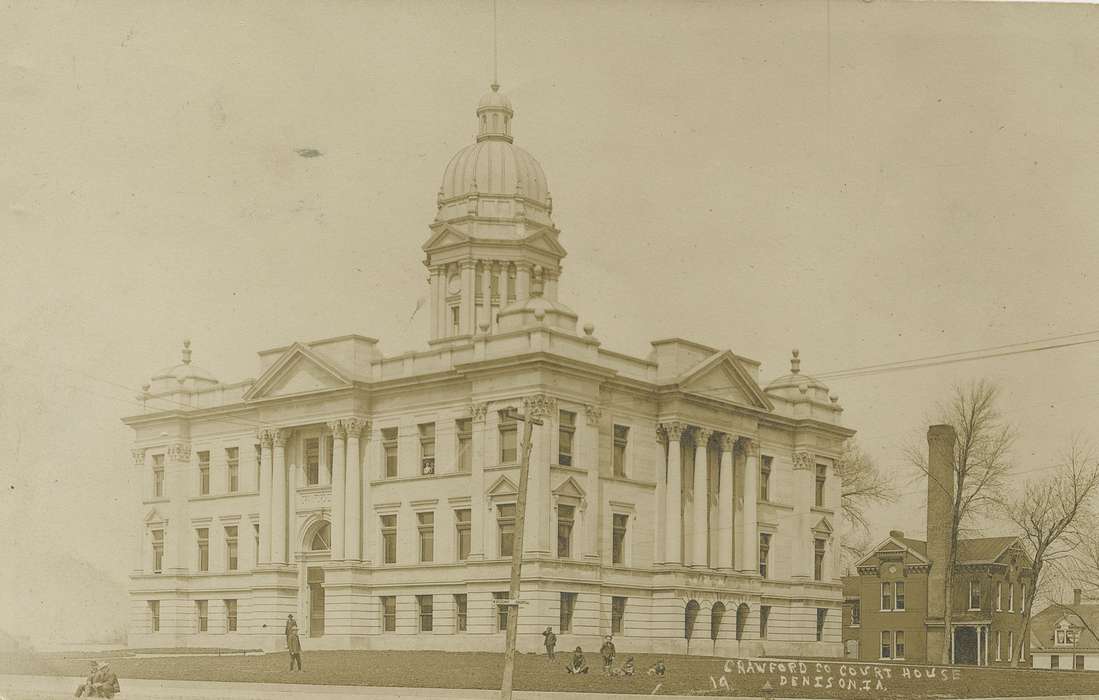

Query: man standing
[542,626,557,661]
[286,614,303,671]
[599,635,616,674]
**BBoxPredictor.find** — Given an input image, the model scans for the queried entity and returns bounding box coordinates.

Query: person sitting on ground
[565,646,589,674]
[74,661,99,698]
[599,635,616,673]
[647,659,666,677]
[75,661,120,698]
[621,657,635,676]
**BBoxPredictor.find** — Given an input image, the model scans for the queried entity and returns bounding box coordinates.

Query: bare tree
[1004,439,1099,666]
[905,379,1015,664]
[836,439,897,564]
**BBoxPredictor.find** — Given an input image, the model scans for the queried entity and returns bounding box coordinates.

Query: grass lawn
[3,649,1099,697]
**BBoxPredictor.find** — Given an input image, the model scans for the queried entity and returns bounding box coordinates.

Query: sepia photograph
[3,0,1099,698]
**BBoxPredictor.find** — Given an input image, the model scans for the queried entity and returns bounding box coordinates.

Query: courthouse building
[126,85,855,655]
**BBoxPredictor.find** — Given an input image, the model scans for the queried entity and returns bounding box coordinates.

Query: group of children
[542,628,666,678]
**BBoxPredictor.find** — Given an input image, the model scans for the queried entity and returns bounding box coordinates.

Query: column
[480,262,493,332]
[523,394,555,555]
[328,420,346,560]
[271,429,290,565]
[583,405,602,560]
[515,262,531,301]
[470,403,488,560]
[167,442,191,573]
[654,426,667,565]
[132,448,147,572]
[345,418,367,560]
[691,428,712,568]
[258,430,273,564]
[717,435,734,571]
[499,263,511,309]
[460,260,475,335]
[429,266,442,339]
[792,450,814,579]
[662,422,685,566]
[741,438,759,574]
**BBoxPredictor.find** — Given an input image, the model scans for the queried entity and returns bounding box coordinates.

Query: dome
[478,85,512,111]
[765,349,828,392]
[150,340,218,386]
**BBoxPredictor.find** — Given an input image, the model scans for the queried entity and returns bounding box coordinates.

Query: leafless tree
[905,379,1015,664]
[836,439,897,564]
[1003,438,1099,666]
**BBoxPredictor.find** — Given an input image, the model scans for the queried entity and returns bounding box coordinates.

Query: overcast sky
[3,0,1099,644]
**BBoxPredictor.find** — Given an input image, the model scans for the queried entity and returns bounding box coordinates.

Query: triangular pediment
[487,475,518,498]
[144,507,165,524]
[676,350,774,411]
[812,517,834,534]
[552,476,586,500]
[521,228,567,257]
[855,536,930,568]
[243,343,352,401]
[423,224,471,251]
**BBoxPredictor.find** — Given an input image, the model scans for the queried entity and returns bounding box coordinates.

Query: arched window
[310,522,331,552]
[684,600,700,640]
[736,603,749,641]
[711,602,726,641]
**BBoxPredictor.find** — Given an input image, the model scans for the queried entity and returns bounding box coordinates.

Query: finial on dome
[790,348,800,374]
[182,339,192,365]
[491,82,500,92]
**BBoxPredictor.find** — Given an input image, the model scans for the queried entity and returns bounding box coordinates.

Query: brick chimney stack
[925,424,956,655]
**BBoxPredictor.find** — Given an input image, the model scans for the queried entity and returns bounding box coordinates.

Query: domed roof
[765,349,828,392]
[478,84,513,111]
[151,340,218,384]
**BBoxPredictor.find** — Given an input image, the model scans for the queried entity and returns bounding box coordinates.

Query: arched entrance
[299,520,331,638]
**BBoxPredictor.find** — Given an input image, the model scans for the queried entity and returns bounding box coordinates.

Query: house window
[381,596,396,632]
[895,630,906,659]
[253,523,260,565]
[882,582,893,611]
[494,591,509,631]
[450,306,460,335]
[970,580,981,611]
[815,464,827,507]
[1075,655,1084,671]
[225,526,238,571]
[1009,583,1015,612]
[455,509,471,561]
[557,504,574,558]
[560,592,577,632]
[759,533,771,578]
[813,538,826,581]
[896,581,905,611]
[151,529,164,574]
[149,600,160,632]
[383,428,399,479]
[499,413,518,463]
[612,596,626,635]
[152,454,165,497]
[997,582,1003,611]
[558,410,575,466]
[816,608,827,642]
[611,513,628,565]
[760,456,772,501]
[254,444,262,489]
[325,435,334,481]
[196,528,209,572]
[381,514,397,564]
[198,451,211,495]
[1021,583,1027,614]
[996,631,1002,661]
[685,600,700,639]
[497,504,516,557]
[1051,655,1060,670]
[226,447,239,492]
[225,599,237,632]
[1009,631,1014,662]
[734,603,748,641]
[418,512,434,562]
[310,522,331,551]
[419,423,436,475]
[196,600,208,632]
[613,425,629,477]
[851,601,861,626]
[456,419,472,473]
[454,594,468,632]
[881,630,892,659]
[417,595,433,632]
[303,438,320,485]
[760,605,771,638]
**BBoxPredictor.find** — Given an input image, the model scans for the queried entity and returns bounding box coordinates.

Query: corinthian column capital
[470,402,488,423]
[131,448,147,465]
[272,429,292,448]
[343,417,369,437]
[693,427,713,447]
[584,404,603,427]
[326,420,346,439]
[793,449,814,470]
[167,442,191,462]
[718,433,736,452]
[523,394,557,420]
[660,421,686,442]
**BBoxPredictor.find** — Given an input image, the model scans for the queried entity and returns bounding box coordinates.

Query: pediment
[855,535,929,568]
[676,350,773,411]
[552,476,586,500]
[243,342,352,401]
[521,228,567,258]
[144,507,166,524]
[487,475,518,498]
[812,517,834,534]
[423,224,471,251]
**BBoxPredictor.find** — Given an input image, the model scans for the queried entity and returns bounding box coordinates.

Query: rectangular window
[881,582,893,611]
[456,419,472,473]
[760,456,772,501]
[613,425,629,477]
[418,512,434,562]
[253,523,260,566]
[557,410,575,466]
[451,306,460,335]
[499,413,518,463]
[759,533,771,578]
[152,529,164,574]
[455,508,471,561]
[326,435,334,480]
[419,423,436,475]
[612,596,626,635]
[1020,637,1026,662]
[557,504,574,558]
[815,464,827,507]
[196,600,209,632]
[225,526,238,571]
[153,454,165,497]
[225,599,237,632]
[497,504,516,557]
[1051,655,1060,670]
[454,594,468,632]
[895,630,905,659]
[997,582,1003,611]
[198,451,211,495]
[494,591,509,631]
[881,630,892,659]
[1056,628,1067,645]
[851,601,861,626]
[970,580,981,611]
[381,596,396,632]
[612,513,628,565]
[304,438,320,485]
[813,538,826,581]
[383,428,399,479]
[226,447,239,493]
[381,514,397,564]
[417,595,433,632]
[760,605,771,638]
[254,444,262,490]
[1009,583,1015,612]
[149,600,160,632]
[1075,655,1084,671]
[1021,583,1027,614]
[197,528,209,572]
[559,592,577,632]
[895,582,905,611]
[996,631,1002,662]
[816,608,827,642]
[1009,631,1014,662]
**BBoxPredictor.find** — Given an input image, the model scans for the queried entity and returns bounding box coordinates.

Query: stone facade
[126,86,855,657]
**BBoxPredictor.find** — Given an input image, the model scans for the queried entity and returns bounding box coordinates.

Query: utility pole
[499,407,541,700]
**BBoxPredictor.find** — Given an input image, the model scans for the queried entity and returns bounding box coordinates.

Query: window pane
[304,438,319,485]
[611,596,626,635]
[455,594,467,632]
[613,425,628,476]
[612,513,628,564]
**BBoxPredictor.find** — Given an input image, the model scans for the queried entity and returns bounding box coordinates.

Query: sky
[2,0,1099,644]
